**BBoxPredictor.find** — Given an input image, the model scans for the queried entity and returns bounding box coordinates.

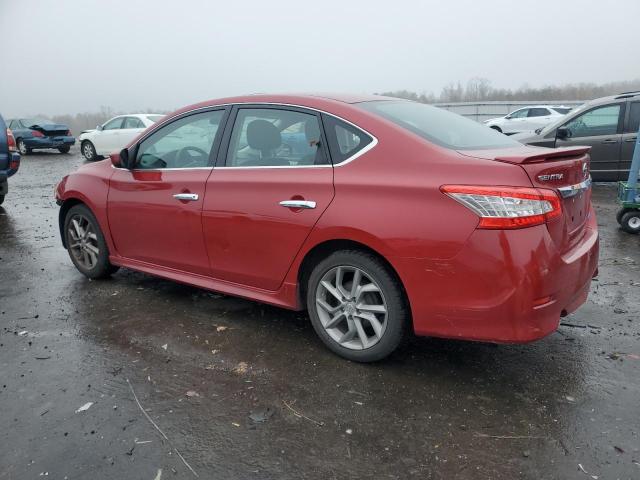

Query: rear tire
[0,194,4,205]
[64,204,119,278]
[81,141,97,161]
[17,139,31,155]
[306,250,408,362]
[620,210,640,234]
[58,146,71,154]
[616,208,632,225]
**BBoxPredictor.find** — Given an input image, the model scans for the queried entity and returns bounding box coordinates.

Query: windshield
[146,115,164,123]
[22,118,53,127]
[358,101,520,150]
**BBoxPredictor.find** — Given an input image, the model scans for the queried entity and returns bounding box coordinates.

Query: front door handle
[279,200,316,209]
[625,137,638,143]
[601,139,619,144]
[173,193,199,201]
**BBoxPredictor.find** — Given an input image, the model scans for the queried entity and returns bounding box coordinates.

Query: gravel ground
[0,148,638,479]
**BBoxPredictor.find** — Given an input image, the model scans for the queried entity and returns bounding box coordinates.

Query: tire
[620,210,640,234]
[306,250,409,362]
[58,146,71,154]
[17,139,31,155]
[616,208,632,225]
[81,141,97,161]
[64,204,119,278]
[0,195,4,205]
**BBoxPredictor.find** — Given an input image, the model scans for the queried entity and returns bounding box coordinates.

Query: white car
[483,105,572,135]
[79,114,164,161]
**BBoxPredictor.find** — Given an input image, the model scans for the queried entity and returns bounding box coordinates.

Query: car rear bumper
[392,207,599,343]
[24,136,76,148]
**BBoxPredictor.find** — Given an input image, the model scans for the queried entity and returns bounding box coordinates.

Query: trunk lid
[460,146,592,253]
[30,123,69,137]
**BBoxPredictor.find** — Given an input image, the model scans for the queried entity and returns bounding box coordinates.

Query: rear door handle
[601,139,619,144]
[279,200,316,209]
[625,137,637,143]
[173,193,199,201]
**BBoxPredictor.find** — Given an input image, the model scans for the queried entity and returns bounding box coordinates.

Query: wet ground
[0,148,638,480]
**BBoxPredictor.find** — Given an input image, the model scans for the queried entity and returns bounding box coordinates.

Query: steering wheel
[177,146,209,167]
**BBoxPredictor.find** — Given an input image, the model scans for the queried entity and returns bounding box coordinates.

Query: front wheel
[306,250,409,362]
[64,204,119,278]
[620,210,640,234]
[17,139,30,155]
[81,141,97,161]
[58,146,71,154]
[0,194,4,205]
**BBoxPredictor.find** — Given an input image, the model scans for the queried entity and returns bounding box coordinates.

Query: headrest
[304,120,321,144]
[247,119,281,152]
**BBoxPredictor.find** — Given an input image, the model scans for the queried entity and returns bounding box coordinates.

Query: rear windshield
[146,115,164,123]
[358,101,520,150]
[552,107,572,114]
[22,118,53,127]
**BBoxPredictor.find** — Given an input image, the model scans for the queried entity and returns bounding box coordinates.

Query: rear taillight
[441,185,562,229]
[6,128,17,152]
[31,130,44,137]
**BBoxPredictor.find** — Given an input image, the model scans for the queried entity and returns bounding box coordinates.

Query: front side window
[103,118,123,130]
[359,101,520,150]
[509,109,528,119]
[226,108,326,167]
[528,108,550,117]
[625,102,640,134]
[135,110,225,169]
[123,117,144,129]
[564,104,621,138]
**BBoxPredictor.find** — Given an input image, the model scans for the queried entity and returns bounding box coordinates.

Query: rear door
[555,103,625,182]
[108,109,228,275]
[526,107,553,131]
[202,105,334,290]
[620,100,640,180]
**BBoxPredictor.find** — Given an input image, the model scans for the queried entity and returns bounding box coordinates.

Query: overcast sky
[1,0,637,116]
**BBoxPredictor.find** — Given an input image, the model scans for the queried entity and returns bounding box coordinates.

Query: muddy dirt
[1,149,638,479]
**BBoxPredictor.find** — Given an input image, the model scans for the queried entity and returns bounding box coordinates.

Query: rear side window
[322,115,372,163]
[528,108,550,117]
[552,107,572,114]
[625,102,640,134]
[123,117,144,129]
[359,101,520,150]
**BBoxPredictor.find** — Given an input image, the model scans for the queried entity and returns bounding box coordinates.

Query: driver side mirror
[556,126,571,140]
[96,124,103,131]
[505,115,512,120]
[110,148,131,168]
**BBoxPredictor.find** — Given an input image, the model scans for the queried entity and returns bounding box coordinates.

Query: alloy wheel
[315,265,388,350]
[82,143,94,160]
[67,214,100,270]
[17,140,27,155]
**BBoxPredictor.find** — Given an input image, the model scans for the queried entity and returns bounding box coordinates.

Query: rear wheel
[616,208,632,225]
[81,141,97,161]
[64,204,119,278]
[620,210,640,234]
[17,139,30,155]
[58,146,71,154]
[306,250,408,362]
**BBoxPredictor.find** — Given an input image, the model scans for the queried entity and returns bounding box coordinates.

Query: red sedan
[55,94,599,361]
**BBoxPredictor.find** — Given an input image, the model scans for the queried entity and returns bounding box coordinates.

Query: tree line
[378,78,640,103]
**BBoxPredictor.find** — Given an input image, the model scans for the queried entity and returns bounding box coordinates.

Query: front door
[203,106,334,291]
[556,103,624,182]
[94,117,124,155]
[107,109,227,275]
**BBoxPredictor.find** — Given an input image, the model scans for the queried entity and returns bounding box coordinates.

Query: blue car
[0,114,21,205]
[7,117,75,155]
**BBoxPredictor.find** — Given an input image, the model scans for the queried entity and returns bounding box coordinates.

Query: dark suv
[514,91,640,182]
[0,114,21,205]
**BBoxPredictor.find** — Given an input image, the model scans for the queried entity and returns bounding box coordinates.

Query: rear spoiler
[496,146,591,164]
